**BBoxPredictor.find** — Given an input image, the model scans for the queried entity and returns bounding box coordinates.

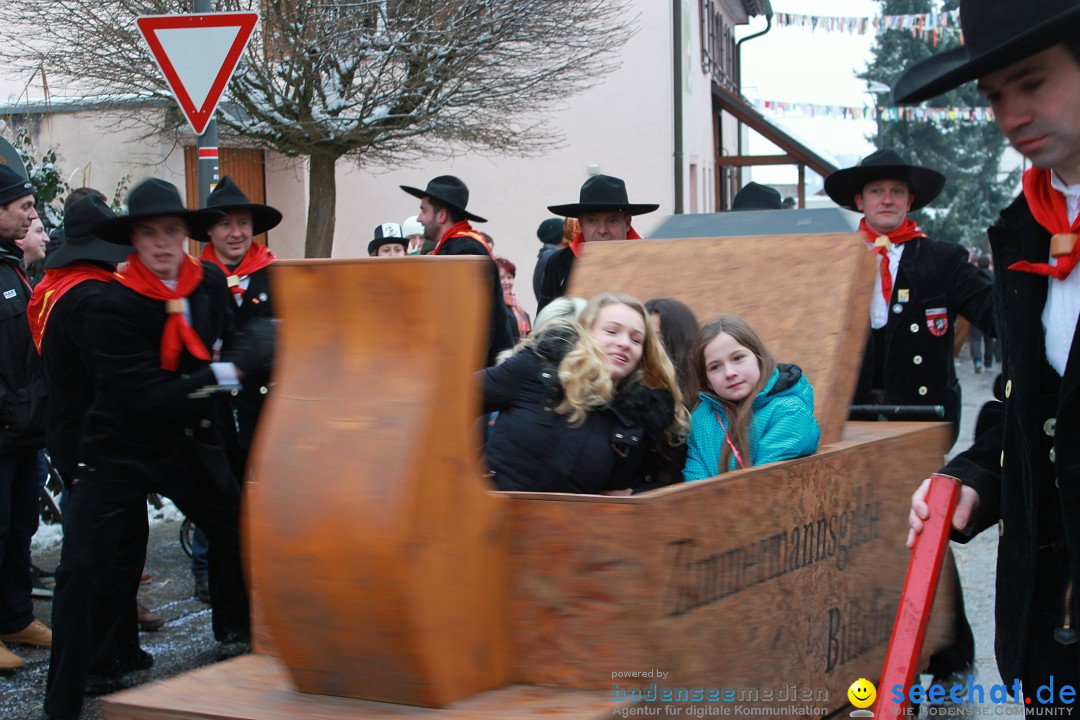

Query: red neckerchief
[199,242,276,298]
[568,226,643,259]
[432,221,494,258]
[859,217,926,304]
[1009,167,1080,281]
[504,292,531,338]
[27,264,118,354]
[116,254,210,371]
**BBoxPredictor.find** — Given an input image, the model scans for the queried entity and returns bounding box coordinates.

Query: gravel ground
[0,355,1008,720]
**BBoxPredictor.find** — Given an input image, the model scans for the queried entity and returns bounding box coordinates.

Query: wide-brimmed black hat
[547,175,659,218]
[400,175,487,223]
[731,182,782,211]
[45,196,131,269]
[824,149,945,211]
[205,175,283,236]
[893,0,1080,104]
[368,222,406,255]
[95,178,224,245]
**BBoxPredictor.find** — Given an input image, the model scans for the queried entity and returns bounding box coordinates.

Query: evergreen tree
[859,0,1018,252]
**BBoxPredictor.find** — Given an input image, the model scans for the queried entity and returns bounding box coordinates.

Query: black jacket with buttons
[227,266,273,452]
[853,235,995,444]
[0,243,46,449]
[481,328,678,494]
[942,193,1080,685]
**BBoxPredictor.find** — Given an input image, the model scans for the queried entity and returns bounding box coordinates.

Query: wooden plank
[244,258,510,707]
[501,421,954,717]
[103,655,615,720]
[567,234,875,446]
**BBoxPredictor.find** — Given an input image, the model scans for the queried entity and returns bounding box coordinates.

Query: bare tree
[0,0,635,257]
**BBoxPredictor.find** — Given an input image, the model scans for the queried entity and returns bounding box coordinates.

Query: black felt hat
[547,175,659,218]
[205,175,283,236]
[893,0,1080,103]
[400,175,487,223]
[731,182,782,211]
[824,149,946,211]
[45,196,131,269]
[95,178,224,245]
[368,222,407,255]
[0,163,34,206]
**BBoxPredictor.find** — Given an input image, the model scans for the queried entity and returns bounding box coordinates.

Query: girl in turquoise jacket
[684,314,820,480]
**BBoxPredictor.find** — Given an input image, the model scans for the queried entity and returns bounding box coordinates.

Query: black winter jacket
[0,242,46,449]
[482,329,677,493]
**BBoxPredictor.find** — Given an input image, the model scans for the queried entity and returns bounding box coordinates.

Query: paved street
[1,353,1007,720]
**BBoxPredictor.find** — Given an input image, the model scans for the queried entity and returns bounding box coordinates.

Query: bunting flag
[773,10,963,45]
[752,99,995,124]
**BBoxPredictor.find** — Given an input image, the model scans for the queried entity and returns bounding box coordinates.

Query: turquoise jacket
[683,364,820,480]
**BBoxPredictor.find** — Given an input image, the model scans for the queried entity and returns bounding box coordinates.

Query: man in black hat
[731,181,783,211]
[898,0,1080,701]
[368,223,407,257]
[28,195,153,687]
[0,163,50,672]
[826,150,994,695]
[401,175,513,366]
[44,178,265,720]
[537,174,658,311]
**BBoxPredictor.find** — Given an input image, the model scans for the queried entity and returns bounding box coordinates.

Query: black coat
[227,266,273,452]
[436,235,514,367]
[942,193,1080,684]
[0,246,46,449]
[537,245,575,312]
[482,331,677,493]
[41,275,112,475]
[78,262,237,498]
[854,235,995,443]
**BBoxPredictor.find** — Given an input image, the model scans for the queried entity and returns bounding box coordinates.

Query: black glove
[223,317,276,383]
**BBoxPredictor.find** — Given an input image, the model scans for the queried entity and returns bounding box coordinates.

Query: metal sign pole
[193,0,218,209]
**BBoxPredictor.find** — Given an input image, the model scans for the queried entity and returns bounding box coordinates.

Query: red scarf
[859,218,927,304]
[1009,167,1080,281]
[504,293,531,338]
[567,226,643,259]
[116,254,210,371]
[432,221,494,258]
[27,264,118,354]
[199,242,276,298]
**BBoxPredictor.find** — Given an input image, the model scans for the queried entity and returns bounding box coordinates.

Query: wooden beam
[714,154,796,167]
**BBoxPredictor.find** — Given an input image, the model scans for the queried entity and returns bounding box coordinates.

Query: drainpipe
[734,1,773,193]
[673,0,684,214]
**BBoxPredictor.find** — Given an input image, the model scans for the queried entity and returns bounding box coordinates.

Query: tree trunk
[304,151,340,258]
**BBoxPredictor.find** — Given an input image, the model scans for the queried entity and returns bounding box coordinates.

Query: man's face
[0,194,38,241]
[854,180,913,235]
[406,234,424,254]
[580,210,630,243]
[16,217,47,263]
[131,215,188,280]
[207,210,254,265]
[376,242,406,257]
[417,197,446,242]
[978,45,1080,183]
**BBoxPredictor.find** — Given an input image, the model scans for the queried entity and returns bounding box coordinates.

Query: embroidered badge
[925,307,948,337]
[3,289,16,299]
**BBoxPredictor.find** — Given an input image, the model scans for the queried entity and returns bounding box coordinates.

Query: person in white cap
[401,216,424,255]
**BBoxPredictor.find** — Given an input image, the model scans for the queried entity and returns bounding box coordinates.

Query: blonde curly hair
[557,293,690,444]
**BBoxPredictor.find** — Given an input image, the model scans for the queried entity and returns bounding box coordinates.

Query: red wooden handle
[873,472,961,716]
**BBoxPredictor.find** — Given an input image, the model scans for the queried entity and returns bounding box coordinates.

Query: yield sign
[137,12,259,135]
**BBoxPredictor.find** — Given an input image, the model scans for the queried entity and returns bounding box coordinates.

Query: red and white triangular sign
[137,12,259,136]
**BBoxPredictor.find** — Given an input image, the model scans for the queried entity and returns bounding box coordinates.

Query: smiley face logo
[847,678,876,709]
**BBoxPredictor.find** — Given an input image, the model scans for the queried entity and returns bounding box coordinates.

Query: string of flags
[752,99,995,123]
[773,10,963,45]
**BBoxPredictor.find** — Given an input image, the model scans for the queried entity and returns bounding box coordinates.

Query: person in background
[532,218,564,300]
[683,314,819,481]
[368,223,407,257]
[495,256,530,343]
[645,298,700,409]
[402,216,424,255]
[967,254,997,373]
[730,182,783,211]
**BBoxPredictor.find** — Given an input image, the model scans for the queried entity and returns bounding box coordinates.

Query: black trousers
[0,446,41,635]
[926,551,976,679]
[1019,547,1079,712]
[44,463,249,720]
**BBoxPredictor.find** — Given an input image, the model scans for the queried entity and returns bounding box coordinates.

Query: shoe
[973,361,983,374]
[0,641,24,671]
[194,577,211,604]
[136,604,165,632]
[85,671,136,696]
[120,647,154,673]
[1,618,52,647]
